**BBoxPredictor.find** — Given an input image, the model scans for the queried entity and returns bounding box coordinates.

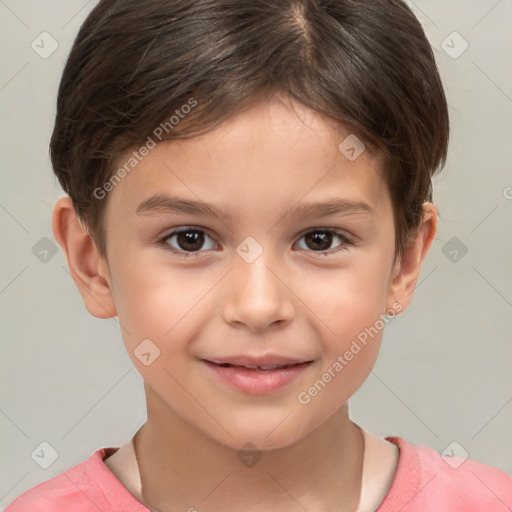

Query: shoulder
[4,447,120,512]
[377,436,512,512]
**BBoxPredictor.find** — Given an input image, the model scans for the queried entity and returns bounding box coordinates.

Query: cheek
[300,258,392,391]
[307,264,390,339]
[296,270,389,413]
[112,259,222,358]
[110,259,186,343]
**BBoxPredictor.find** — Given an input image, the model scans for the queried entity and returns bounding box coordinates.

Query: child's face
[98,94,410,450]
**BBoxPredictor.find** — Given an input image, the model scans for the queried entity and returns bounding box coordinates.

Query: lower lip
[202,360,312,395]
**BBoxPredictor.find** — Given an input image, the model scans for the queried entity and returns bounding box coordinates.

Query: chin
[203,410,314,452]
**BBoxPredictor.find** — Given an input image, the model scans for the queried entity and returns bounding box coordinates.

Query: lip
[201,355,314,395]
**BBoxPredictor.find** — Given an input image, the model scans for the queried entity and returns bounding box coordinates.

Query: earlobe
[52,196,117,319]
[386,203,438,313]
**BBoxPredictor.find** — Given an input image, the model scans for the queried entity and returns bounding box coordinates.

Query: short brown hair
[50,0,449,263]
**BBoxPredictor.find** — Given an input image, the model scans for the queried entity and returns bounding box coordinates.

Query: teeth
[247,364,292,370]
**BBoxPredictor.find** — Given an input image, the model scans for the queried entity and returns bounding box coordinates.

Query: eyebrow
[135,194,375,221]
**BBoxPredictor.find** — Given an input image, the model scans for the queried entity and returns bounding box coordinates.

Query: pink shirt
[5,436,512,511]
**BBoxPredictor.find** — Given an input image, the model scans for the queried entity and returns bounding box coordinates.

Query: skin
[53,93,437,512]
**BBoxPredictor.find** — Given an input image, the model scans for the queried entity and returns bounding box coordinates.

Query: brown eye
[304,232,334,251]
[161,228,216,255]
[296,230,351,255]
[175,230,204,251]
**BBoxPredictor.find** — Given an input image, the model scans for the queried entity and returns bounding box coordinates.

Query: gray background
[1,0,511,507]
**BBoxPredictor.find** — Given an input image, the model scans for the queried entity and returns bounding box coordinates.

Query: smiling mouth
[201,359,314,394]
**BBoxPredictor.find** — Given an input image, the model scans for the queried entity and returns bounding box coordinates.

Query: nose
[221,251,295,333]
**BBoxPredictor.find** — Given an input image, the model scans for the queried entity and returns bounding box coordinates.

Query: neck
[133,386,365,512]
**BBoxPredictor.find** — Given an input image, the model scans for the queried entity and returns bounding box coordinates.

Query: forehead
[105,95,390,224]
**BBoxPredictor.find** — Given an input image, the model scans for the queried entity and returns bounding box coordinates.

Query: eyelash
[157,227,354,259]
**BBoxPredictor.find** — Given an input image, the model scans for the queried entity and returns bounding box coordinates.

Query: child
[6,0,511,510]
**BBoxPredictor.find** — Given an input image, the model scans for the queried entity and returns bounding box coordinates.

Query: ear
[386,203,438,313]
[52,196,117,319]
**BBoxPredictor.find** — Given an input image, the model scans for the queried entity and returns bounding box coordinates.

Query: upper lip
[202,354,313,368]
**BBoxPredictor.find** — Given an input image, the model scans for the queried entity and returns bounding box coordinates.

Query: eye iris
[177,230,204,251]
[306,232,333,251]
